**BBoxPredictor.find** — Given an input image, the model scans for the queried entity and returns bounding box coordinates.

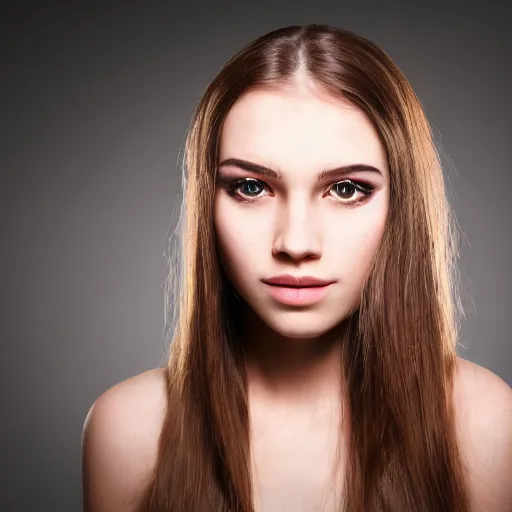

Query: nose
[272,197,322,262]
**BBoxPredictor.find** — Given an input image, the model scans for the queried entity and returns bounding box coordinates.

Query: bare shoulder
[81,367,167,512]
[453,357,512,511]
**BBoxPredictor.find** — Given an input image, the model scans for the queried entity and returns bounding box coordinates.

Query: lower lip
[264,284,332,306]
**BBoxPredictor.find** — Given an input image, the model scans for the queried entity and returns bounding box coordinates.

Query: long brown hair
[133,25,471,511]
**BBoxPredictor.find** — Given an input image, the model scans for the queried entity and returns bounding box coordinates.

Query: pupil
[245,180,261,195]
[336,181,355,198]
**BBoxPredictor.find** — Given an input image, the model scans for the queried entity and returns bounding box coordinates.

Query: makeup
[261,275,336,306]
[264,283,332,306]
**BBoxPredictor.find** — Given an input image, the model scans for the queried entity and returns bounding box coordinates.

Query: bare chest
[249,404,345,512]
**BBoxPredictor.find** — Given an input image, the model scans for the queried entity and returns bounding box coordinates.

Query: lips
[260,274,336,306]
[261,274,335,287]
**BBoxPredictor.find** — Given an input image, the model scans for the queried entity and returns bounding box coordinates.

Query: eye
[328,179,374,205]
[225,177,270,200]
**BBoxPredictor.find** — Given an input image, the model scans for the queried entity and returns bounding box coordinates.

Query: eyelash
[221,177,375,206]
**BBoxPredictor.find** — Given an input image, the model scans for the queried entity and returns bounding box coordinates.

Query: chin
[262,312,344,340]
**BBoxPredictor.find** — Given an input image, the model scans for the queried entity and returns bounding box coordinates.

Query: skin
[82,81,512,512]
[214,81,389,411]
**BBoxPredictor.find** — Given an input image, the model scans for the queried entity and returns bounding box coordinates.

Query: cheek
[214,197,270,280]
[324,202,388,275]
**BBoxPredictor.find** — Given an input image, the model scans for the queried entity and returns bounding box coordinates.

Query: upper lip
[261,274,335,287]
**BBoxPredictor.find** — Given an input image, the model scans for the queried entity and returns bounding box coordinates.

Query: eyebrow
[218,157,383,180]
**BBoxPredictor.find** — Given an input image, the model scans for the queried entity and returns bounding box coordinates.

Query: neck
[239,305,347,410]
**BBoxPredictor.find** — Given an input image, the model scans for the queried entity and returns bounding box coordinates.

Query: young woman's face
[214,84,390,339]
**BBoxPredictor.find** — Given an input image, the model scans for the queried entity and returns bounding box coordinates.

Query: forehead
[220,85,388,174]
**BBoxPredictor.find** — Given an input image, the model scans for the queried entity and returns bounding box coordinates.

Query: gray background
[2,2,511,511]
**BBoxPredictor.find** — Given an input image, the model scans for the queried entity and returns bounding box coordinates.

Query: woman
[82,25,512,511]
